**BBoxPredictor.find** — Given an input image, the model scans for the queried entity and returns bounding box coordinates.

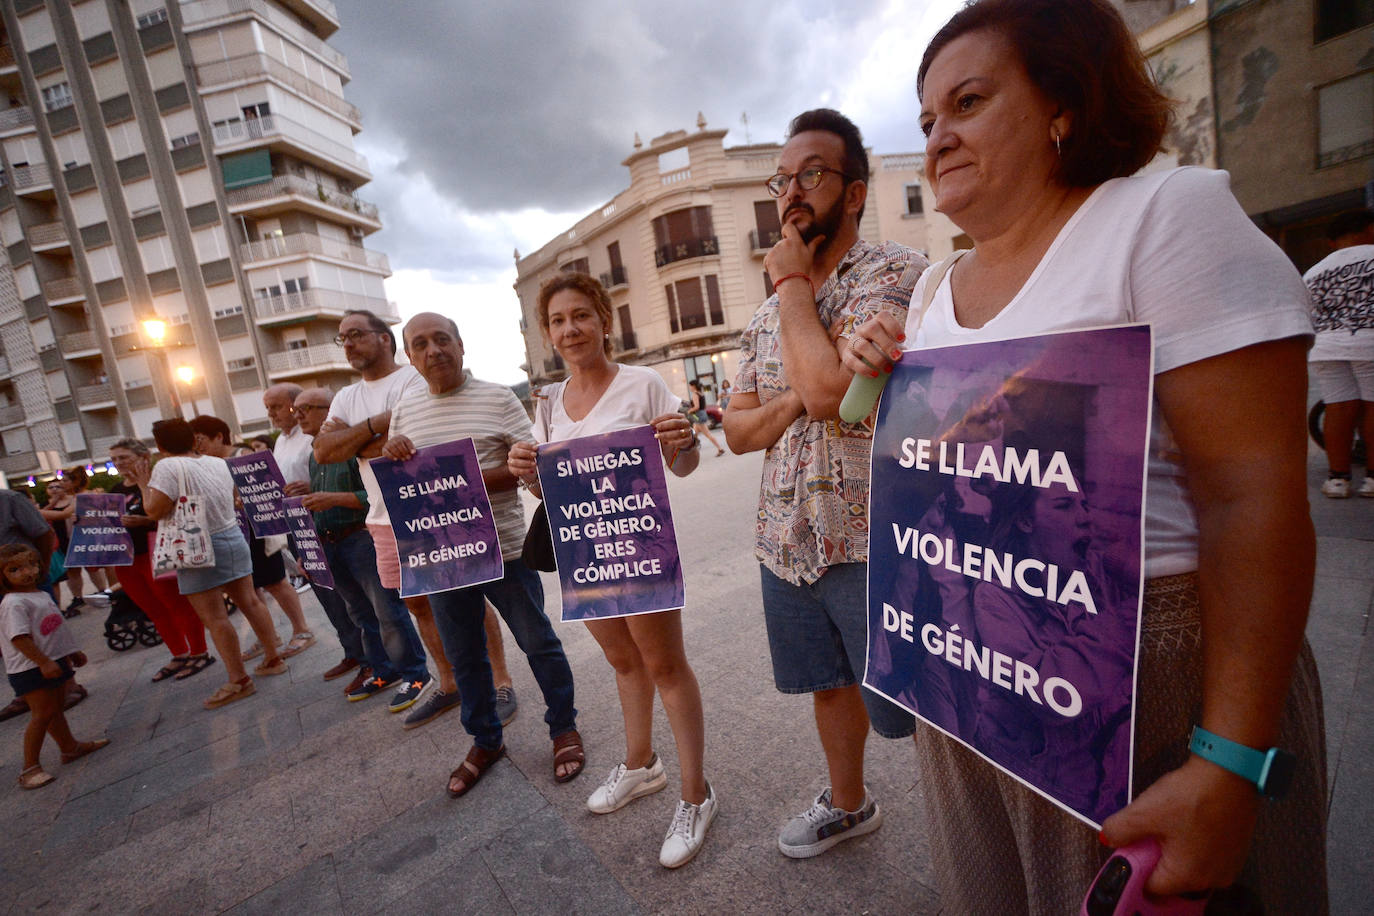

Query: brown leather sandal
[60,738,110,765]
[552,729,585,784]
[447,743,504,799]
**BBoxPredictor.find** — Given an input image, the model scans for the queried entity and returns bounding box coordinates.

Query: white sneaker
[1322,477,1351,499]
[659,782,717,869]
[1359,478,1374,498]
[586,753,667,814]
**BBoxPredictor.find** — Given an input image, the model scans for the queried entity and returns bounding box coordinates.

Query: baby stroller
[103,589,163,651]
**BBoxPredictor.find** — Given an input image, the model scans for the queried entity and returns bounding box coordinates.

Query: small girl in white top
[0,543,109,789]
[508,273,716,869]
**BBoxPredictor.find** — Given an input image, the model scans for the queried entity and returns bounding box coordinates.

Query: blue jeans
[321,529,428,683]
[429,560,577,751]
[312,582,363,662]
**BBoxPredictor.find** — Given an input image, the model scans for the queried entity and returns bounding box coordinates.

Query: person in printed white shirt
[508,273,715,868]
[1305,209,1374,499]
[313,310,517,721]
[1,542,108,789]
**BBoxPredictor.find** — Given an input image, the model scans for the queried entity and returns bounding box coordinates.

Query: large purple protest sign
[224,452,289,537]
[66,493,133,567]
[370,438,503,597]
[864,325,1153,829]
[536,425,685,622]
[283,497,334,589]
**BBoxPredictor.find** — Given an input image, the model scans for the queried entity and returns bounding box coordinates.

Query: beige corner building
[0,0,390,483]
[513,116,927,406]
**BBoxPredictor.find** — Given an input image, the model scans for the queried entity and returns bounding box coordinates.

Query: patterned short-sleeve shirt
[735,238,925,586]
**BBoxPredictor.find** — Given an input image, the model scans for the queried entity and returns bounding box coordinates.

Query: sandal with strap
[447,744,505,799]
[60,738,110,765]
[152,657,190,682]
[204,677,256,710]
[552,729,585,784]
[279,632,315,658]
[174,654,217,680]
[18,765,55,790]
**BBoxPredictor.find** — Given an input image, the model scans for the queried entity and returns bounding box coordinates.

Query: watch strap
[1189,725,1291,797]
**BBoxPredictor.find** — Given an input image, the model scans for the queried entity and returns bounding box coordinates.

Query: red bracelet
[773,272,815,298]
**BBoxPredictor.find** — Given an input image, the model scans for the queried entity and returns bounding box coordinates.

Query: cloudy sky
[328,0,962,384]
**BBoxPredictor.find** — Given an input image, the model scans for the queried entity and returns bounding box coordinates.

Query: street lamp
[175,365,199,416]
[141,318,183,419]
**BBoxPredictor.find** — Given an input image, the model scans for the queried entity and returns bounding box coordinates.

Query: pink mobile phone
[1082,839,1210,916]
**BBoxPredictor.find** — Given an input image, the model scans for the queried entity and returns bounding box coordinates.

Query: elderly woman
[108,438,214,682]
[508,273,715,869]
[843,0,1325,911]
[132,419,286,709]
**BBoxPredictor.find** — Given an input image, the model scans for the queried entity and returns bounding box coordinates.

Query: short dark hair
[787,108,870,222]
[152,418,196,455]
[188,415,232,445]
[918,0,1171,187]
[1328,209,1374,241]
[64,466,89,489]
[343,309,396,356]
[536,273,613,356]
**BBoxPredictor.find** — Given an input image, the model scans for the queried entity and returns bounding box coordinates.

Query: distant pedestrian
[1305,209,1374,498]
[1,543,109,789]
[686,380,725,456]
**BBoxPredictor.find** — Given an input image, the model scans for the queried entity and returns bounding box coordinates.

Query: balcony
[0,404,23,427]
[241,232,389,274]
[59,330,100,355]
[27,221,68,252]
[225,174,381,230]
[0,452,37,476]
[0,106,34,135]
[655,235,719,268]
[195,53,360,126]
[266,343,353,378]
[180,0,349,77]
[12,162,52,194]
[599,266,628,290]
[42,276,85,304]
[749,228,781,255]
[75,382,116,409]
[252,288,397,327]
[211,114,370,182]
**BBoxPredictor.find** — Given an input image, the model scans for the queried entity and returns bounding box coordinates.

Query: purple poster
[224,452,289,537]
[536,425,685,622]
[864,325,1153,829]
[66,493,133,567]
[283,497,334,590]
[370,438,503,597]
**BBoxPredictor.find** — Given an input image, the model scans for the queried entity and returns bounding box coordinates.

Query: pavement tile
[40,772,136,851]
[377,847,515,915]
[1326,634,1374,916]
[481,805,639,915]
[223,853,344,916]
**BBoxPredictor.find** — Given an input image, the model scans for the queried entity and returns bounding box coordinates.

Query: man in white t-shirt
[314,310,515,725]
[1305,209,1374,498]
[265,383,310,496]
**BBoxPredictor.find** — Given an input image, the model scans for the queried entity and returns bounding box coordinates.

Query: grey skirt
[176,526,252,595]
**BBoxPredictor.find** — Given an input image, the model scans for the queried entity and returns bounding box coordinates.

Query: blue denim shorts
[176,527,253,595]
[760,562,916,739]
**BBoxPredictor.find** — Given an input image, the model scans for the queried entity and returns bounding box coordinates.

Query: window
[287,339,308,350]
[169,132,199,149]
[705,275,724,326]
[213,305,244,318]
[283,277,308,294]
[753,201,781,249]
[652,207,717,266]
[905,183,924,215]
[136,8,169,29]
[1318,72,1374,168]
[616,304,636,350]
[1316,0,1374,43]
[226,356,256,370]
[665,275,724,333]
[41,83,73,113]
[242,102,270,119]
[560,257,589,275]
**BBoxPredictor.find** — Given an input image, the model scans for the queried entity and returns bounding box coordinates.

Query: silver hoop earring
[1054,133,1062,158]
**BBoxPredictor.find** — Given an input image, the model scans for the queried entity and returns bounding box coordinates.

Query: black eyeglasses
[333,329,380,346]
[765,166,852,198]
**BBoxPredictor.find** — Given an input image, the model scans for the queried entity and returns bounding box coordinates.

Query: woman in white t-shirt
[842,0,1323,912]
[508,273,716,869]
[137,418,286,711]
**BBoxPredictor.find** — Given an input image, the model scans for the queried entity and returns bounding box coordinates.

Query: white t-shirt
[148,454,240,535]
[1,591,79,675]
[909,167,1313,577]
[325,365,427,525]
[1303,243,1374,363]
[534,364,683,442]
[272,424,313,485]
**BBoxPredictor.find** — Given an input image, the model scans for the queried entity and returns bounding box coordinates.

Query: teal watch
[1189,726,1295,799]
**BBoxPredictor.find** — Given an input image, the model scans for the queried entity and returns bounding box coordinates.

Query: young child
[0,543,109,789]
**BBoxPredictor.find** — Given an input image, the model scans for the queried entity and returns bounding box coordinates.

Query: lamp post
[175,365,199,416]
[142,318,184,419]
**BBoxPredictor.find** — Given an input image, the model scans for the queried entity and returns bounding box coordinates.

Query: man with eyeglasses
[723,108,926,859]
[313,310,518,727]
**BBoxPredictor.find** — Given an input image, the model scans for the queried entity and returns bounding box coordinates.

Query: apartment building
[0,0,391,482]
[513,117,927,405]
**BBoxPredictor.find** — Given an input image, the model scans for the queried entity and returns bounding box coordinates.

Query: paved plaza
[1,442,1370,914]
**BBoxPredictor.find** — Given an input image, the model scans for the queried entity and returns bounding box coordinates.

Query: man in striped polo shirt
[383,312,582,798]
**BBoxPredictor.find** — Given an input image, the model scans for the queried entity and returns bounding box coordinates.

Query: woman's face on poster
[1022,483,1090,571]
